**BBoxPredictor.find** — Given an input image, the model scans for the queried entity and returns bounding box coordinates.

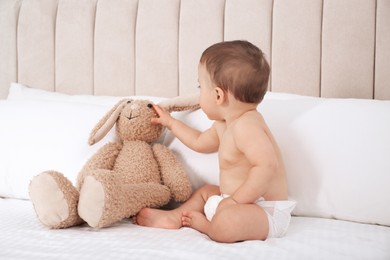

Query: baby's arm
[151,104,219,153]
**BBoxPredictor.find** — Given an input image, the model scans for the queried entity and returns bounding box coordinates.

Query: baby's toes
[181,212,193,227]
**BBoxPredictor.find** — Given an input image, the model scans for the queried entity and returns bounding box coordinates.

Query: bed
[1,0,390,259]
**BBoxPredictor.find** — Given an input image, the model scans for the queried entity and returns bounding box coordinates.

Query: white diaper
[204,194,296,239]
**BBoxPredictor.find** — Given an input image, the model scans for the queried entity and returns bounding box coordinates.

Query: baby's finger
[152,104,164,116]
[150,117,161,124]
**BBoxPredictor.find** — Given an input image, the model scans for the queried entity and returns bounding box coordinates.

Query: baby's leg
[202,204,269,243]
[134,184,220,229]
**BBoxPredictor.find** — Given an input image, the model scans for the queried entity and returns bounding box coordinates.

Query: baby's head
[199,40,270,104]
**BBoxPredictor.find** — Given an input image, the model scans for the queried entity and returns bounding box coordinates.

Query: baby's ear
[158,93,200,112]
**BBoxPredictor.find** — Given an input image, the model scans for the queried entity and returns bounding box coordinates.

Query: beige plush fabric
[0,0,389,100]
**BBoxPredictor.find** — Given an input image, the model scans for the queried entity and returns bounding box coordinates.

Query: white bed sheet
[1,198,389,260]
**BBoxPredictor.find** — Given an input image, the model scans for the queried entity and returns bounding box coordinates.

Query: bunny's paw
[29,171,82,228]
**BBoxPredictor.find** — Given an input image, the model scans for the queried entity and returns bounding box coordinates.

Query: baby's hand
[151,104,175,129]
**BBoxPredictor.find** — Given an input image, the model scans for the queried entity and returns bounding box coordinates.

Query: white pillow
[8,82,167,106]
[0,100,119,199]
[264,91,312,100]
[8,82,169,144]
[164,110,219,191]
[165,96,390,227]
[260,98,390,226]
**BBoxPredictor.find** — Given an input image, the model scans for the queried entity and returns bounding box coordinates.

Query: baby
[134,40,296,243]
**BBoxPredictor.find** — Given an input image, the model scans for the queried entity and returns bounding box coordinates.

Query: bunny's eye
[127,100,132,104]
[147,103,153,108]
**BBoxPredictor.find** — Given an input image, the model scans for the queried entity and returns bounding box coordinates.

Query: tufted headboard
[0,0,389,100]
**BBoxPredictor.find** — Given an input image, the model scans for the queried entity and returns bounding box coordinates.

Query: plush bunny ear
[88,99,130,145]
[158,92,200,112]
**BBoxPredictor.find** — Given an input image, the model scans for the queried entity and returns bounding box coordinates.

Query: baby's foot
[134,208,181,229]
[182,211,210,234]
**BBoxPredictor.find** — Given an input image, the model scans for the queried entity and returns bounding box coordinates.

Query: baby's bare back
[215,111,288,201]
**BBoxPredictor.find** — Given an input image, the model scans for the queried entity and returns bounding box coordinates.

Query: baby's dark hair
[200,40,270,104]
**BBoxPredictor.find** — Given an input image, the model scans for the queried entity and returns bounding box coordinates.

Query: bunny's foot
[78,175,107,228]
[29,171,83,228]
[78,171,172,228]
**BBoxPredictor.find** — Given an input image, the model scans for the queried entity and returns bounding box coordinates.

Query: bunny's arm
[152,143,192,202]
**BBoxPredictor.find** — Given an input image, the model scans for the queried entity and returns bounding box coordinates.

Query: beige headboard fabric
[0,0,389,100]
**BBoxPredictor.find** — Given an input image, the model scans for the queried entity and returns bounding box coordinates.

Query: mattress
[1,198,389,260]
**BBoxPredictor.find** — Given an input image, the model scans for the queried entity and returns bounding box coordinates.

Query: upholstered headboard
[0,0,389,100]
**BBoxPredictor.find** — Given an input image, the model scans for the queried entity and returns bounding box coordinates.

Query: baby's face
[198,63,214,90]
[197,63,220,120]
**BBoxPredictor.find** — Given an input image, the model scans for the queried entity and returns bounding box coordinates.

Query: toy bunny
[29,94,198,229]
